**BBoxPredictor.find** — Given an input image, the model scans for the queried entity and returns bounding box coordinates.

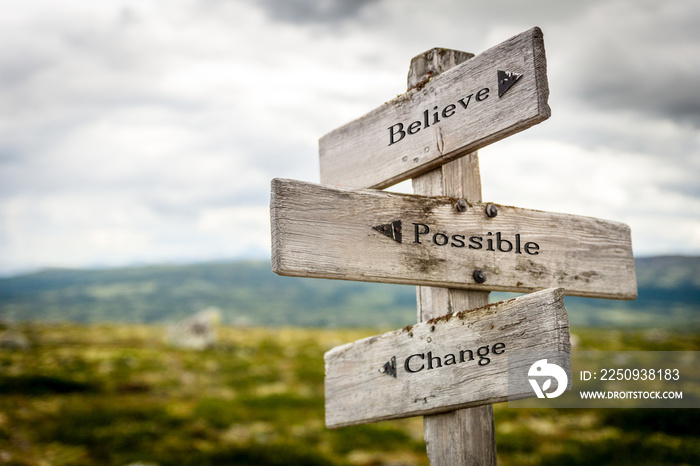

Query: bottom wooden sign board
[324,288,571,428]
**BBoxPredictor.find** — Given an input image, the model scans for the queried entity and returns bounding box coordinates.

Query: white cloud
[480,137,700,256]
[1,0,699,275]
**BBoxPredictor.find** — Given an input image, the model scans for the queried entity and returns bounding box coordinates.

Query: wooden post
[410,49,497,465]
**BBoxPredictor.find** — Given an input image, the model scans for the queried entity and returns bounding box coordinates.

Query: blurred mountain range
[1,256,698,329]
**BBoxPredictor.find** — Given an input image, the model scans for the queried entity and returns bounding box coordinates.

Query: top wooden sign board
[319,27,550,190]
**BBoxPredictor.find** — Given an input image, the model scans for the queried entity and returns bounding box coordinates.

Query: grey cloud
[661,181,700,202]
[554,1,700,127]
[454,0,605,24]
[251,0,379,24]
[0,53,53,88]
[144,189,271,219]
[575,55,700,128]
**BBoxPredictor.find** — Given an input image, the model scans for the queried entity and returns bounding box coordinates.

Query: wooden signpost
[269,26,637,465]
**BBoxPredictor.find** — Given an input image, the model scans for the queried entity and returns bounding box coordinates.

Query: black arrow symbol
[498,70,522,98]
[380,356,397,378]
[372,220,402,243]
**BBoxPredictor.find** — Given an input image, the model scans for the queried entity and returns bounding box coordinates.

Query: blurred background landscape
[1,256,700,329]
[4,321,697,466]
[2,0,700,464]
[1,256,699,465]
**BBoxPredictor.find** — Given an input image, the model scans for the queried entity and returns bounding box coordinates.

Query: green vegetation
[1,257,698,462]
[0,324,427,465]
[2,256,700,328]
[0,261,416,327]
[1,323,699,465]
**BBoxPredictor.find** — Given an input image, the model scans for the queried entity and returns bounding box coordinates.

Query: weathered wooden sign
[324,287,571,428]
[269,27,635,464]
[271,178,637,300]
[319,27,550,190]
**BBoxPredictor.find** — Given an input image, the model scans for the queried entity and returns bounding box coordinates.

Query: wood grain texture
[414,154,496,466]
[423,408,497,466]
[324,288,571,428]
[319,27,550,190]
[407,48,474,91]
[270,178,637,300]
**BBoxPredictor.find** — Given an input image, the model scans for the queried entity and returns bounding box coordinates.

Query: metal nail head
[456,199,468,212]
[485,203,498,218]
[473,270,486,283]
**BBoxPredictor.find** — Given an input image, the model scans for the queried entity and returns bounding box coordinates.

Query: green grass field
[1,323,699,465]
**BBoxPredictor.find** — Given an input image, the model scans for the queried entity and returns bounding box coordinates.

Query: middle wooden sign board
[271,178,637,300]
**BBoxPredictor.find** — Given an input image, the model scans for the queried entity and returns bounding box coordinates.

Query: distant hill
[558,256,700,328]
[1,257,699,329]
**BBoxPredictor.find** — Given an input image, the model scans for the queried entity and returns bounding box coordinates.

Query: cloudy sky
[1,0,699,276]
